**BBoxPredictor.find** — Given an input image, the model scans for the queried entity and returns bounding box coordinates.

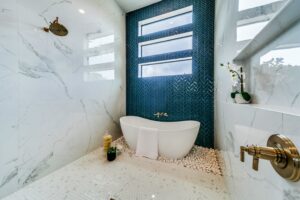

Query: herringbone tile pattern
[126,0,215,148]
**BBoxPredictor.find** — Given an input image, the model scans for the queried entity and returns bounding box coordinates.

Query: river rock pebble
[112,137,222,176]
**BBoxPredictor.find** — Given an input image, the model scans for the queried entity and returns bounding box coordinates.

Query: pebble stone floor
[2,148,230,200]
[114,137,222,175]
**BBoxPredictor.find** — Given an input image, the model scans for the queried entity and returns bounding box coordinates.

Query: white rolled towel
[135,127,158,160]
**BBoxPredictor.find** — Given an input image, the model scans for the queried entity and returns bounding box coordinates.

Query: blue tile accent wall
[126,0,215,148]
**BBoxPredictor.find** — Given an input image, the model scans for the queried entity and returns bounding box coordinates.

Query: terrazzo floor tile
[2,148,230,200]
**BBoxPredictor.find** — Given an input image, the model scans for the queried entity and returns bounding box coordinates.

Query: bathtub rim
[120,116,200,133]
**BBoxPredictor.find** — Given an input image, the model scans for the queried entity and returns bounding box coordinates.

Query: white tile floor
[2,149,230,200]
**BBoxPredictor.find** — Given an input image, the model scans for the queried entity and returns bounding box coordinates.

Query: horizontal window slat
[138,6,193,36]
[138,50,193,64]
[139,32,193,58]
[138,58,192,78]
[138,24,193,43]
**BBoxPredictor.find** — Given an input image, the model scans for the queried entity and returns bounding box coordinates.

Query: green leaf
[108,147,117,153]
[231,91,239,99]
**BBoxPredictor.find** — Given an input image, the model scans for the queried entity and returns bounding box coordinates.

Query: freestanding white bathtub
[120,116,200,159]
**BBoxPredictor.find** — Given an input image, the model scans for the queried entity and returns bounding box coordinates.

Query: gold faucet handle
[253,156,259,171]
[240,146,246,162]
[240,145,260,170]
[153,112,160,118]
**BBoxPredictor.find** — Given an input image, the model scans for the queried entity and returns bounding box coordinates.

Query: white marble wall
[0,0,125,198]
[215,0,300,199]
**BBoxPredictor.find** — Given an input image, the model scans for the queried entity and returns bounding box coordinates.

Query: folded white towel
[135,127,158,160]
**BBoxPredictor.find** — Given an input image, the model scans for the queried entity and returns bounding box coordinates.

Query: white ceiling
[115,0,162,13]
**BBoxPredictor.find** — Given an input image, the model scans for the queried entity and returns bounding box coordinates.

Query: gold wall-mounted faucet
[240,145,286,171]
[153,112,168,118]
[240,134,300,182]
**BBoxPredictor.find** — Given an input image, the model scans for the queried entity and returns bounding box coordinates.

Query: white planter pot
[234,93,250,104]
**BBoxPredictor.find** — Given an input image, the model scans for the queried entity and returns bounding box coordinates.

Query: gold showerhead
[43,17,68,36]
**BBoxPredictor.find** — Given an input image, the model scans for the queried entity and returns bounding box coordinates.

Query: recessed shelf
[227,102,300,117]
[233,0,300,63]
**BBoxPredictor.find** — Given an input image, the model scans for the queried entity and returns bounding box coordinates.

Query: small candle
[103,132,112,152]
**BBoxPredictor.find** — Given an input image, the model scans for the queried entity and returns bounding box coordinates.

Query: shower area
[1,0,300,199]
[0,0,125,197]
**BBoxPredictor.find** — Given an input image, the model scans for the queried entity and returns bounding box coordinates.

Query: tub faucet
[154,112,168,118]
[240,134,300,182]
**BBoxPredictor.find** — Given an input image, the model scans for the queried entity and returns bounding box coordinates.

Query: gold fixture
[43,17,68,36]
[153,112,168,118]
[240,134,300,182]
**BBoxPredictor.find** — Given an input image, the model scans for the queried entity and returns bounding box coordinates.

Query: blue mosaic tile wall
[126,0,215,148]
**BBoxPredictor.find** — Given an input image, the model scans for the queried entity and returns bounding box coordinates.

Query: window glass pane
[142,12,192,36]
[238,0,283,11]
[260,47,300,66]
[237,21,268,41]
[88,35,114,49]
[88,53,115,65]
[141,36,192,57]
[84,70,115,81]
[139,59,192,78]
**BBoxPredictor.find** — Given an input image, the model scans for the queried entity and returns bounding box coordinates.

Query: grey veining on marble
[102,100,119,127]
[39,0,72,24]
[283,189,300,200]
[18,33,72,99]
[53,40,73,57]
[0,44,16,56]
[18,62,46,79]
[0,168,18,189]
[291,92,300,107]
[22,152,54,185]
[0,8,11,13]
[79,99,93,153]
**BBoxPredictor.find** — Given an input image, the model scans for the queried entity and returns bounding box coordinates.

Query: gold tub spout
[240,134,300,182]
[240,146,286,171]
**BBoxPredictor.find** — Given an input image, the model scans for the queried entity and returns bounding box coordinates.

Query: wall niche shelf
[226,102,300,117]
[233,0,300,63]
